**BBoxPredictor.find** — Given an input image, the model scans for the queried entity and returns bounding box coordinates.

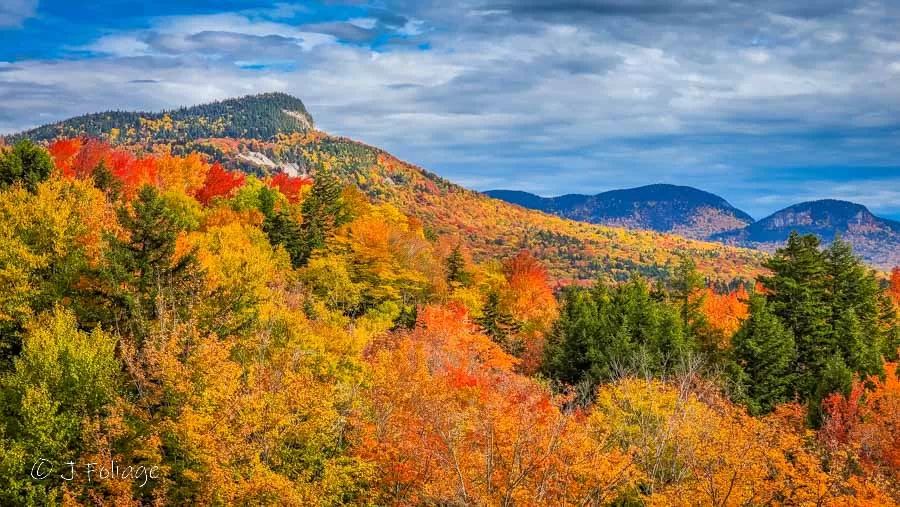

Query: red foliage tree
[269,172,312,204]
[196,162,246,205]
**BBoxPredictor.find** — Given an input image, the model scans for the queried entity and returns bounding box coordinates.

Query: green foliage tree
[261,194,305,267]
[671,255,710,345]
[103,185,200,336]
[262,170,350,268]
[729,293,796,415]
[296,169,350,266]
[91,159,123,201]
[760,233,888,426]
[759,232,830,397]
[0,140,54,192]
[476,289,521,355]
[0,308,120,504]
[542,276,691,391]
[445,245,471,287]
[823,237,884,376]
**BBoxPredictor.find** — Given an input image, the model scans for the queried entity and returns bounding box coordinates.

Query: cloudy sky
[1,1,900,219]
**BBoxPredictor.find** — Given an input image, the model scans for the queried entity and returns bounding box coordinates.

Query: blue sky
[2,0,900,219]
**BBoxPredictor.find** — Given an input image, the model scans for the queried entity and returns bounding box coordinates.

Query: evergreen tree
[103,185,200,336]
[476,290,521,355]
[808,354,853,427]
[730,293,796,415]
[445,245,471,287]
[542,287,602,386]
[759,232,830,398]
[295,169,350,267]
[671,255,711,348]
[0,140,54,192]
[90,160,123,201]
[260,170,351,268]
[542,276,690,390]
[823,237,884,375]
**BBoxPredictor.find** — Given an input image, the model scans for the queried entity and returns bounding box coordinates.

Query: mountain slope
[713,200,900,269]
[7,92,314,145]
[486,184,754,240]
[7,94,766,283]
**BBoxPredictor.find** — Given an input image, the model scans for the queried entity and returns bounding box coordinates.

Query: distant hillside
[486,184,754,240]
[6,92,314,145]
[7,94,766,284]
[713,200,900,270]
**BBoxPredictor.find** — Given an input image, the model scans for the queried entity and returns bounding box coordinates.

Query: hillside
[486,184,754,240]
[3,93,899,506]
[713,200,900,270]
[7,94,766,283]
[7,92,314,145]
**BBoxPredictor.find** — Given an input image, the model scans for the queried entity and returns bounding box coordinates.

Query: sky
[1,1,900,220]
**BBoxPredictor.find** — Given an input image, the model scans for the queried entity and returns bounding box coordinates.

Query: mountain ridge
[5,92,315,145]
[3,93,766,283]
[486,184,755,240]
[713,199,900,269]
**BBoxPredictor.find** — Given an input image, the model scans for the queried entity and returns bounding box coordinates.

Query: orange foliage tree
[358,304,639,505]
[698,284,749,349]
[822,360,900,494]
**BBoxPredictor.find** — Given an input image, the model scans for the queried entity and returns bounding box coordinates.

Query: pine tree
[91,160,123,201]
[295,169,350,267]
[445,245,471,287]
[542,277,689,390]
[759,232,830,399]
[824,237,884,376]
[809,354,853,427]
[730,293,796,415]
[671,255,706,340]
[103,185,200,336]
[476,290,521,355]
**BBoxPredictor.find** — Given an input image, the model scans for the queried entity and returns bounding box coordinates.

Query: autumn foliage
[0,137,897,505]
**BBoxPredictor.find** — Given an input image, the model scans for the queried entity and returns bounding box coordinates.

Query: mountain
[7,92,314,145]
[7,93,766,283]
[713,200,900,270]
[486,184,754,240]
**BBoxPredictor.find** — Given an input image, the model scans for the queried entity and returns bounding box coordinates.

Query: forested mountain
[714,200,900,270]
[4,94,765,284]
[1,94,899,504]
[486,184,755,240]
[7,92,314,145]
[490,187,900,271]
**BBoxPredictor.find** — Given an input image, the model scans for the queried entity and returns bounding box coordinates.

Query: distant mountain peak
[7,91,315,144]
[713,199,900,269]
[485,184,754,240]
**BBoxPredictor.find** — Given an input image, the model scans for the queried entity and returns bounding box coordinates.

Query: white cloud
[0,0,37,27]
[3,1,900,218]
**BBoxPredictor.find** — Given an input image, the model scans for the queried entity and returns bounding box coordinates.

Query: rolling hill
[486,184,755,240]
[713,200,900,270]
[5,93,766,283]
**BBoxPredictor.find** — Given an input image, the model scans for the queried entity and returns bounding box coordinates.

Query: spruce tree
[104,185,200,336]
[91,160,123,201]
[759,232,830,399]
[671,255,707,341]
[477,290,521,355]
[730,293,796,415]
[808,354,853,427]
[542,276,689,390]
[445,245,470,287]
[824,237,884,376]
[295,169,350,267]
